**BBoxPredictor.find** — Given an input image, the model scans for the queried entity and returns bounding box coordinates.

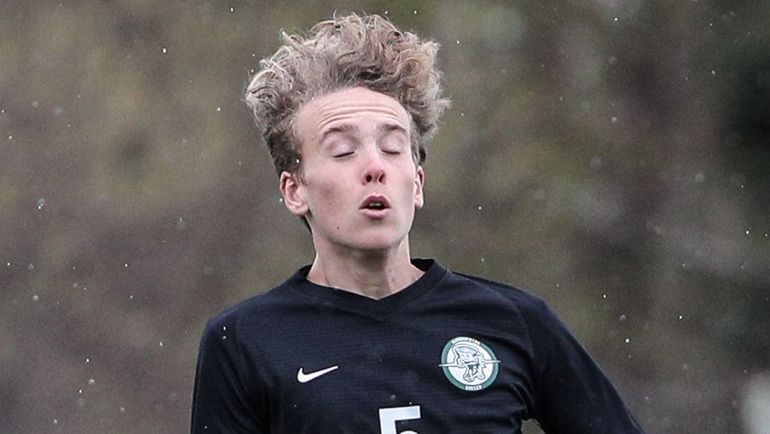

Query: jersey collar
[286,258,446,317]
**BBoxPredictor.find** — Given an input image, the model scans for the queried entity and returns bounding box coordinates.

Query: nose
[362,148,386,184]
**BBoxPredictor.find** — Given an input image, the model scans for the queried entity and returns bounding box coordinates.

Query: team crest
[439,336,500,391]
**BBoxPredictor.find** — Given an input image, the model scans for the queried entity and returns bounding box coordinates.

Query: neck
[306,239,423,300]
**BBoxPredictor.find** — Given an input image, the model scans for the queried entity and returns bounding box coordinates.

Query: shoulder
[433,268,566,344]
[444,269,553,318]
[201,275,302,338]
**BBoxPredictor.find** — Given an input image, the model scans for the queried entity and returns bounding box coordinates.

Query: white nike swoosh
[297,365,339,383]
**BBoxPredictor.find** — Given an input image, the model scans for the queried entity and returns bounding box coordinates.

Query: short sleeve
[190,316,266,433]
[525,299,645,433]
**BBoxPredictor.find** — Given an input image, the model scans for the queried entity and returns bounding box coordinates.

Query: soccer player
[191,13,645,433]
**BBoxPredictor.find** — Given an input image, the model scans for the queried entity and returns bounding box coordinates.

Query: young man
[191,13,645,433]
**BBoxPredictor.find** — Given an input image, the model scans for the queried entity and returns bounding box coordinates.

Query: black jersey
[191,259,644,433]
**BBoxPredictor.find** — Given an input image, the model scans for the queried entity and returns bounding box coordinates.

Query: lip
[360,194,390,219]
[360,194,390,210]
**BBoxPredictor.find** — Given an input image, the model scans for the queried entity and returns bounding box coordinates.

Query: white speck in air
[477,205,483,211]
[745,229,750,235]
[610,116,618,123]
[456,40,460,45]
[32,100,39,108]
[53,419,58,425]
[120,407,126,414]
[216,106,222,112]
[619,314,627,321]
[88,378,95,386]
[36,198,46,210]
[413,10,418,14]
[124,263,129,268]
[32,295,39,302]
[85,357,90,363]
[161,47,168,54]
[678,315,683,320]
[625,338,631,344]
[159,341,164,347]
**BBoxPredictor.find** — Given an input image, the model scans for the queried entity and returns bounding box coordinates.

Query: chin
[349,232,407,253]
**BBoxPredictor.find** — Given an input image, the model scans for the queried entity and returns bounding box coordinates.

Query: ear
[414,165,425,209]
[279,171,309,216]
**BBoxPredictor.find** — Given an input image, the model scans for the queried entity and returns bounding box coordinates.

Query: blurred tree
[0,1,767,432]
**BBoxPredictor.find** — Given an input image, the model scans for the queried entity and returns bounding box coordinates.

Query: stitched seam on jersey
[232,308,268,430]
[526,298,554,416]
[450,272,543,415]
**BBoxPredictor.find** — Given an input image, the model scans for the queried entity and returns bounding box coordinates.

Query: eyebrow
[319,122,407,145]
[319,123,358,145]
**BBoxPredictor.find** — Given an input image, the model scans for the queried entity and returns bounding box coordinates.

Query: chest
[248,313,535,433]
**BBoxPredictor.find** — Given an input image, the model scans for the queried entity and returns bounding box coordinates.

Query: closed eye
[333,151,354,158]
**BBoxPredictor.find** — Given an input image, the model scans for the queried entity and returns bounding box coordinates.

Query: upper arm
[191,317,266,434]
[526,301,644,433]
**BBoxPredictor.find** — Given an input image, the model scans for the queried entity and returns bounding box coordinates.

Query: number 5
[379,405,421,434]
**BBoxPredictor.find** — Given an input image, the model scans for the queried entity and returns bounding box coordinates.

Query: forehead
[295,87,410,142]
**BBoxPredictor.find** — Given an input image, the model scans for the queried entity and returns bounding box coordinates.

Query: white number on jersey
[378,405,421,434]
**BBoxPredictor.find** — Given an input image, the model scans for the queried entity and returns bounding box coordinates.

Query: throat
[307,255,423,300]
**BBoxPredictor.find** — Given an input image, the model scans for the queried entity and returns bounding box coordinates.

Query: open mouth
[361,195,390,211]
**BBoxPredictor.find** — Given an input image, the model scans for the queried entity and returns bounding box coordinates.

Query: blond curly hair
[245,13,450,175]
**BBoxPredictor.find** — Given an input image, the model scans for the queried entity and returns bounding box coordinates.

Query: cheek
[308,179,347,211]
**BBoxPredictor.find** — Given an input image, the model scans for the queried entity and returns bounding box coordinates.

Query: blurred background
[1,0,769,432]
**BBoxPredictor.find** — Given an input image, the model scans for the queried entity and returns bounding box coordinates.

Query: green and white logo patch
[439,336,500,391]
